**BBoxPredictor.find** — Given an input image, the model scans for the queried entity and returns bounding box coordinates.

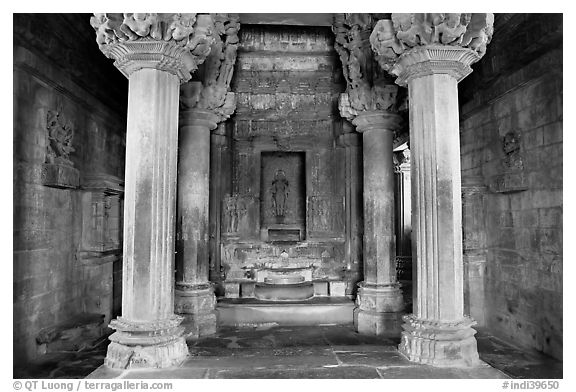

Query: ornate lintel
[180,13,240,123]
[90,13,216,83]
[370,14,494,86]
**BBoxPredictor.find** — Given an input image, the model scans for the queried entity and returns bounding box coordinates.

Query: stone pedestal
[105,67,187,369]
[352,111,404,335]
[175,107,218,339]
[393,46,483,367]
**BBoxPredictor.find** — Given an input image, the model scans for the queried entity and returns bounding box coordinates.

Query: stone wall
[459,14,562,359]
[13,14,127,364]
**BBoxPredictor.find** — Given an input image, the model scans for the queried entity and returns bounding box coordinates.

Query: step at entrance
[217,297,355,327]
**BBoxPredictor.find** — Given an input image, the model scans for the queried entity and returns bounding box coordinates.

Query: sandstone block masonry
[459,14,562,359]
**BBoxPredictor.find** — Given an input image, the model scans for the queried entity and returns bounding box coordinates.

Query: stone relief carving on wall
[223,194,247,234]
[46,110,75,167]
[489,131,528,193]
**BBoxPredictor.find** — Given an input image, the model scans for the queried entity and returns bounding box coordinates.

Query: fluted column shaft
[352,111,404,335]
[393,46,482,367]
[175,108,218,338]
[106,68,188,369]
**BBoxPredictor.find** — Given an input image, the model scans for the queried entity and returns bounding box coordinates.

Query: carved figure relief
[180,14,240,122]
[502,131,523,171]
[224,194,247,233]
[46,110,75,167]
[270,170,290,217]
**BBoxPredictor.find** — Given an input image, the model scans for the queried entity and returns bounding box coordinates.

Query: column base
[354,282,404,336]
[398,314,481,367]
[354,308,403,336]
[105,316,188,369]
[175,283,217,339]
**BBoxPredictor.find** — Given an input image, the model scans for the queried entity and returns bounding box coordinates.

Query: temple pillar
[337,120,363,286]
[370,13,494,367]
[209,123,230,294]
[353,111,404,335]
[174,14,240,338]
[394,149,412,281]
[175,105,218,338]
[90,13,215,369]
[461,176,488,326]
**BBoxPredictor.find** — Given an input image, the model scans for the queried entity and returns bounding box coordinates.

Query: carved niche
[260,152,306,242]
[42,109,80,189]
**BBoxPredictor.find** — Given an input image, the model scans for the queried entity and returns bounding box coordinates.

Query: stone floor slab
[213,365,382,379]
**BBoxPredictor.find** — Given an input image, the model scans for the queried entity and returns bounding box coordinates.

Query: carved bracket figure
[180,14,240,122]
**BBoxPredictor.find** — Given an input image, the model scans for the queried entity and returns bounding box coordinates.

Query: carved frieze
[180,14,240,122]
[233,119,332,139]
[370,14,494,80]
[90,13,216,81]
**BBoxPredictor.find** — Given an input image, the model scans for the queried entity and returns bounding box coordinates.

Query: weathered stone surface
[14,35,125,365]
[458,18,562,359]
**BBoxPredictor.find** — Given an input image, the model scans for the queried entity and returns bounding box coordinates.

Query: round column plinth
[398,314,480,367]
[105,317,188,369]
[175,283,217,339]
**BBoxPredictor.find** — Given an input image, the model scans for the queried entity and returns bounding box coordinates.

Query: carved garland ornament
[179,14,240,122]
[90,13,216,81]
[370,13,494,74]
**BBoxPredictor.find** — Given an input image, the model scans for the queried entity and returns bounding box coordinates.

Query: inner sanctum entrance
[213,24,367,326]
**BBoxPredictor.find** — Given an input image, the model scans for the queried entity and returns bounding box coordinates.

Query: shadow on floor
[14,325,562,379]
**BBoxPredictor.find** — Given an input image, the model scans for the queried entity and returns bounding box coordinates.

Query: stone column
[371,14,494,366]
[337,120,363,283]
[174,14,240,339]
[175,103,218,338]
[333,14,406,335]
[352,111,404,335]
[209,123,229,292]
[90,13,215,369]
[461,176,488,326]
[394,149,412,281]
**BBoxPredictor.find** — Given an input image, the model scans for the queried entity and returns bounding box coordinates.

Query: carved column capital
[393,149,411,173]
[90,13,215,82]
[181,13,240,123]
[352,110,403,134]
[370,14,494,86]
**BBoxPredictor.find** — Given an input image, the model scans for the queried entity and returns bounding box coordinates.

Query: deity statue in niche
[270,169,290,217]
